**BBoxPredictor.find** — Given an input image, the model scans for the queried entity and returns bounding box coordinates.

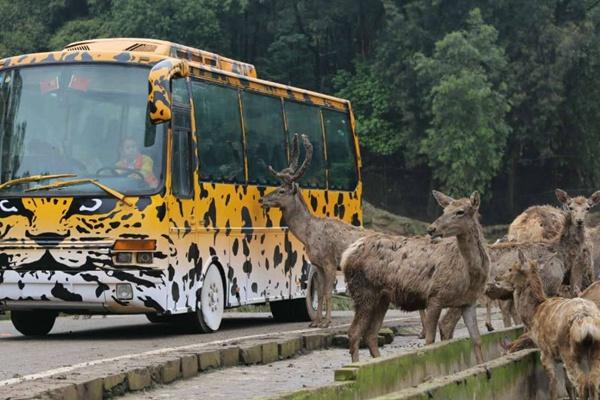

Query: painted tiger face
[0,197,167,270]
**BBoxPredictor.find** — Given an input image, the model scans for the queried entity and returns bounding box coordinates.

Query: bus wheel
[270,266,318,322]
[189,265,224,333]
[11,310,57,336]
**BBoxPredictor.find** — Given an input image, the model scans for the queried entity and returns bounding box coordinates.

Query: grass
[0,311,9,320]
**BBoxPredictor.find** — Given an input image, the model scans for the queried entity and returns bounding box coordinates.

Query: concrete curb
[1,321,416,400]
[268,326,524,400]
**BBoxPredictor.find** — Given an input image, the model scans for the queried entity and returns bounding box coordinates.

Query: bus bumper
[0,270,167,314]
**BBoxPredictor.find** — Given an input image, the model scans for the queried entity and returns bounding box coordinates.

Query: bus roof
[65,38,258,78]
[0,38,351,111]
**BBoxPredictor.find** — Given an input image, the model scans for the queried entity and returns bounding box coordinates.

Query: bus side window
[323,109,358,191]
[172,130,194,198]
[191,80,245,183]
[241,91,287,186]
[284,101,326,188]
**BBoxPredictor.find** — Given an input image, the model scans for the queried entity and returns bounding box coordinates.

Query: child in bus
[116,137,158,188]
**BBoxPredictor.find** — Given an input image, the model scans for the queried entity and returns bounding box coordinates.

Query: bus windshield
[0,64,165,196]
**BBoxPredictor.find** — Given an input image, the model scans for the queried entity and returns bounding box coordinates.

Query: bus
[0,38,362,335]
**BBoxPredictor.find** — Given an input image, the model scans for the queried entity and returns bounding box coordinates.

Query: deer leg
[509,299,522,325]
[363,295,390,359]
[348,300,372,363]
[484,300,494,332]
[439,307,462,340]
[418,310,426,339]
[540,352,559,400]
[424,303,442,345]
[309,267,324,327]
[562,356,585,400]
[499,300,513,328]
[461,304,484,364]
[318,269,335,328]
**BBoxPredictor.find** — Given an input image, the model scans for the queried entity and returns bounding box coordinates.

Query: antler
[267,133,313,184]
[291,134,313,181]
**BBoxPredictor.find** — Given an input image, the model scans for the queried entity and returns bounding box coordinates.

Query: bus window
[172,130,194,198]
[241,91,287,186]
[191,80,245,183]
[284,101,326,188]
[323,109,358,191]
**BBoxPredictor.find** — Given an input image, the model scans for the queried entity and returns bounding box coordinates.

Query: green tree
[414,9,510,196]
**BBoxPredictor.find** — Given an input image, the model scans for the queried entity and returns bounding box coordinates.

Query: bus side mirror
[147,58,190,125]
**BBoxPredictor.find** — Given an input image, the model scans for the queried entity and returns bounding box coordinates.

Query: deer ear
[555,189,569,204]
[588,191,600,208]
[470,191,480,210]
[432,190,454,208]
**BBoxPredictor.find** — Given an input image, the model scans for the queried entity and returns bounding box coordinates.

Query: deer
[341,190,489,363]
[259,133,369,328]
[504,250,600,400]
[439,189,600,341]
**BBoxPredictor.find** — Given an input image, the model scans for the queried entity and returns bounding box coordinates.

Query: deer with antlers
[341,191,489,363]
[260,134,369,327]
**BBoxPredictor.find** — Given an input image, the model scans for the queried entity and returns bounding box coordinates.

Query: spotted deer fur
[260,134,368,327]
[507,251,600,400]
[341,191,489,363]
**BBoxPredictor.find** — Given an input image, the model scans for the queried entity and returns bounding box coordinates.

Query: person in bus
[116,137,158,188]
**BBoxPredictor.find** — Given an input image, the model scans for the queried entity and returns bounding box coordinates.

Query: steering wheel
[96,166,145,181]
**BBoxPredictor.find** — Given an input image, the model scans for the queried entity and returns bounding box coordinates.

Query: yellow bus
[0,38,362,335]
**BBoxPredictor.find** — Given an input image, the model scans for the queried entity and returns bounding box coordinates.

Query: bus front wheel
[11,310,57,336]
[188,265,224,333]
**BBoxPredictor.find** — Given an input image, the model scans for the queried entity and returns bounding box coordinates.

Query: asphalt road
[0,310,417,382]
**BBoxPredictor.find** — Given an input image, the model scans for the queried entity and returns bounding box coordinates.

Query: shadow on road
[1,314,282,342]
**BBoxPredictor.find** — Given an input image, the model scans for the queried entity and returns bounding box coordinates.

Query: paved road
[0,310,417,382]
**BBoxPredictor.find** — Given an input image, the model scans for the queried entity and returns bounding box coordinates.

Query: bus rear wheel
[188,265,224,333]
[270,266,318,322]
[11,310,57,336]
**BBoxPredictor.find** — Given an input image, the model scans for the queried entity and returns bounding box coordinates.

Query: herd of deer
[260,134,600,400]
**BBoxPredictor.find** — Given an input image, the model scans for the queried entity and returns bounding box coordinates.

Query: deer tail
[570,315,600,344]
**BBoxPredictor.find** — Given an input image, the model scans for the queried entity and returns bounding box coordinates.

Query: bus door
[167,78,198,313]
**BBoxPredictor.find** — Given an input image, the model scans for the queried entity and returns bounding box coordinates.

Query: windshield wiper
[25,178,134,206]
[0,173,77,191]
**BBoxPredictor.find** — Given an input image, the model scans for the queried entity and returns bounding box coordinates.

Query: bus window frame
[320,108,360,192]
[190,77,247,185]
[170,77,195,199]
[0,63,170,198]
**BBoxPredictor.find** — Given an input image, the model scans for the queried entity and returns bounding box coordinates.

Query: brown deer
[260,134,368,328]
[507,189,600,286]
[440,189,600,340]
[341,191,489,363]
[505,250,600,400]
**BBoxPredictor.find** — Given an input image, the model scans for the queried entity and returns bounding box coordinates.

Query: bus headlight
[136,252,153,264]
[116,283,133,300]
[115,252,133,264]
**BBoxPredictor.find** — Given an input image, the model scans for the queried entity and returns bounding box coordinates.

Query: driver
[115,137,158,187]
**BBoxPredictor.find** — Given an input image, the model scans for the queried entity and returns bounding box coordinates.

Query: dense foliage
[2,0,600,222]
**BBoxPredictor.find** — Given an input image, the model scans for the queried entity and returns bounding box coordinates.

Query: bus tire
[188,264,224,333]
[11,310,57,336]
[270,267,318,322]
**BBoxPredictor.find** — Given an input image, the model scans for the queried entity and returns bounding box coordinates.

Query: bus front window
[0,64,165,195]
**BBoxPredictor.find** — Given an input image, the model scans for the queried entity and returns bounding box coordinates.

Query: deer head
[427,190,480,239]
[555,188,600,228]
[259,133,313,211]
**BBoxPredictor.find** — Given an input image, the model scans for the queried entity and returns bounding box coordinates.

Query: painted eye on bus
[79,198,102,212]
[65,198,117,218]
[0,200,18,213]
